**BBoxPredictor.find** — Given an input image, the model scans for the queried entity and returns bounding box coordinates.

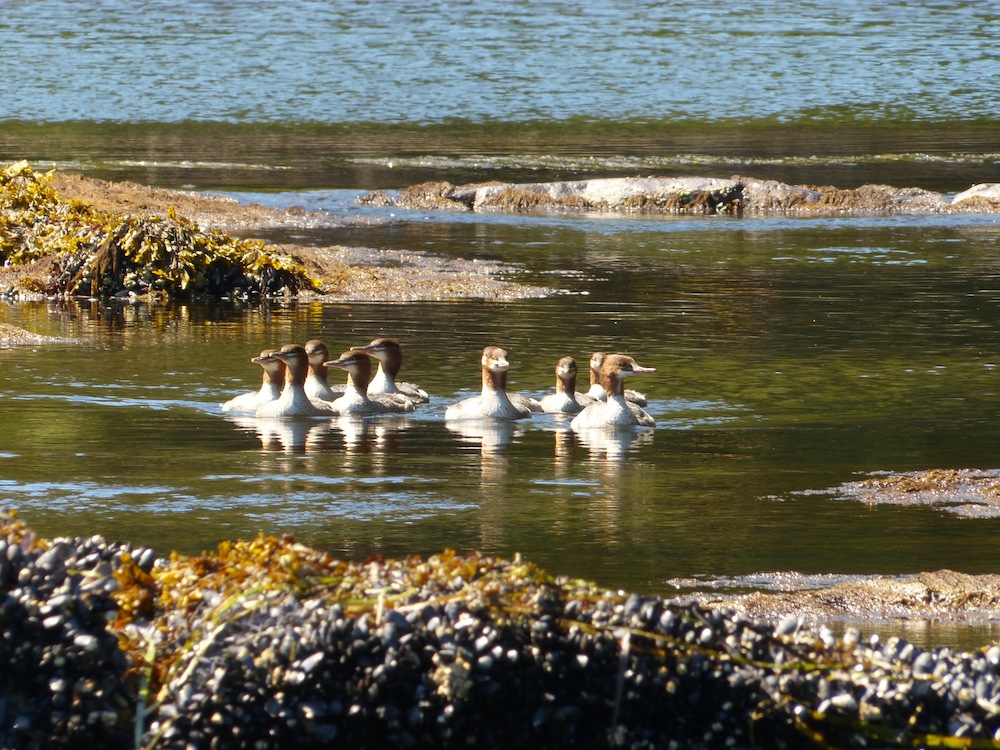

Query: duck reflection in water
[225,415,333,454]
[445,419,517,542]
[332,414,411,474]
[445,417,523,455]
[575,427,654,462]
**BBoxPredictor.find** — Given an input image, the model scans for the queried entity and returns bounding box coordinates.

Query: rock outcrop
[363,177,1000,216]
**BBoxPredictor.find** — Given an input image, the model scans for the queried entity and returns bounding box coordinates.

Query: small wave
[348,152,1000,173]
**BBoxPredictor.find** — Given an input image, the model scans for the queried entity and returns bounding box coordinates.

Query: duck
[355,337,430,403]
[221,349,286,413]
[586,351,648,406]
[255,344,340,417]
[571,354,656,429]
[445,346,536,420]
[538,356,596,414]
[324,349,416,415]
[304,339,346,402]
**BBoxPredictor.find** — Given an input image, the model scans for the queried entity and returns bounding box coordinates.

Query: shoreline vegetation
[7,508,1000,749]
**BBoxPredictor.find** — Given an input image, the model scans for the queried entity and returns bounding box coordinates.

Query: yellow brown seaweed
[0,161,318,298]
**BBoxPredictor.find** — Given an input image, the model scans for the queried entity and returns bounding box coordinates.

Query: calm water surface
[2,0,1000,647]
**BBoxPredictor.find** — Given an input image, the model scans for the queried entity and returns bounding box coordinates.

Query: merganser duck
[571,354,656,429]
[221,349,286,413]
[538,356,597,414]
[324,350,416,415]
[586,351,648,406]
[445,346,536,420]
[304,339,346,402]
[255,344,340,417]
[356,337,430,403]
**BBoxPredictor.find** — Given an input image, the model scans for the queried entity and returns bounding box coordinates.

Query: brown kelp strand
[6,510,1000,748]
[0,161,317,299]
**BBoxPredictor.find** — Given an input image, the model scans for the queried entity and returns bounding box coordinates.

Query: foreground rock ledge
[5,511,1000,749]
[365,177,1000,215]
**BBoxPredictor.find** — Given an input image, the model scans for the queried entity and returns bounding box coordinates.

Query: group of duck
[220,338,657,429]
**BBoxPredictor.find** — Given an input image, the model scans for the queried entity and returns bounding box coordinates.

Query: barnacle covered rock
[7,508,1000,749]
[364,175,997,216]
[0,510,138,750]
[0,161,318,298]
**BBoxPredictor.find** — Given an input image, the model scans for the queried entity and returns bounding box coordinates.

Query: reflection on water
[227,415,333,454]
[574,427,655,463]
[445,418,524,454]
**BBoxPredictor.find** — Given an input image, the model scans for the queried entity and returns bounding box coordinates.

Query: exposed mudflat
[50,173,315,232]
[0,320,60,345]
[831,468,1000,518]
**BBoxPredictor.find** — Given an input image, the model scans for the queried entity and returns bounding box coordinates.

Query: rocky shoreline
[364,176,1000,216]
[6,509,1000,749]
[0,163,550,302]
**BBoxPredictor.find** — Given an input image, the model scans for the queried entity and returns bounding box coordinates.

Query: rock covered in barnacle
[9,510,1000,749]
[366,176,999,216]
[0,510,142,749]
[952,183,1000,209]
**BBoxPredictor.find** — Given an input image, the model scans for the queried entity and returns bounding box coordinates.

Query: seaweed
[0,161,319,298]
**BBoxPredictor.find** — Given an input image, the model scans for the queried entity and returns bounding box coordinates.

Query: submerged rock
[7,508,1000,749]
[369,176,996,216]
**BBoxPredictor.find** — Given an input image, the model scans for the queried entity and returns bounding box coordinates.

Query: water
[2,0,997,124]
[2,1,1000,647]
[1,1,998,194]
